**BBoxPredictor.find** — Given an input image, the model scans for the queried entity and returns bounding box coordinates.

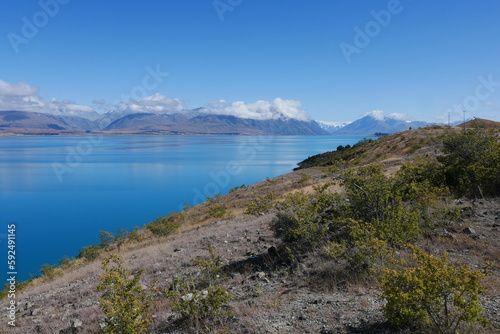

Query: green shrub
[40,263,58,279]
[336,165,422,245]
[439,128,500,197]
[245,192,276,215]
[97,254,152,334]
[397,156,445,188]
[271,185,338,251]
[229,184,247,193]
[99,231,115,249]
[58,255,74,269]
[167,246,231,333]
[381,246,487,333]
[145,213,181,237]
[325,218,390,274]
[208,204,227,219]
[191,244,222,288]
[125,226,141,243]
[168,283,231,333]
[78,244,102,261]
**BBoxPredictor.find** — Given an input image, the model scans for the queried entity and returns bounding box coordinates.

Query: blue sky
[1,0,499,123]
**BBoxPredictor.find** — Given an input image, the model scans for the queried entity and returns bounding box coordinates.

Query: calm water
[0,135,365,281]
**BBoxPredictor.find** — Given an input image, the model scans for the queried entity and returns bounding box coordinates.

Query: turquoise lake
[0,135,365,281]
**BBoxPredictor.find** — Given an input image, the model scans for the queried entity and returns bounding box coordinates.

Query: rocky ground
[2,194,499,334]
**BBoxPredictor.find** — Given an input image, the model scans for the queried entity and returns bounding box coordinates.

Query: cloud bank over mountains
[0,79,311,122]
[203,98,309,122]
[0,79,97,119]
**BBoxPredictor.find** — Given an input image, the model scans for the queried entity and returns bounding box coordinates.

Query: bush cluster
[439,128,500,197]
[382,246,487,333]
[245,192,276,215]
[294,138,374,170]
[144,213,182,237]
[270,128,498,331]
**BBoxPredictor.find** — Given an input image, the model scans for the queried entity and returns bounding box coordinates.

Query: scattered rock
[181,293,194,302]
[443,229,455,239]
[463,227,476,235]
[72,319,83,328]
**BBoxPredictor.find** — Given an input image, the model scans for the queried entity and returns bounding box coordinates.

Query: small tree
[99,231,115,249]
[167,245,231,333]
[191,244,222,288]
[381,246,487,334]
[97,254,152,334]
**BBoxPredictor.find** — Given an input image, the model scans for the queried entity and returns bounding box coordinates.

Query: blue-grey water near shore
[0,135,365,281]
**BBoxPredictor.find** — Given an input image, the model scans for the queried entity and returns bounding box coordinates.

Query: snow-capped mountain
[316,120,351,134]
[332,114,431,136]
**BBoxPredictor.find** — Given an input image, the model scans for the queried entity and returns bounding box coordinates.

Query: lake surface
[0,135,365,281]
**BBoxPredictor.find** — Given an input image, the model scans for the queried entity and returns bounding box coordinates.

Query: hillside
[0,110,99,134]
[1,124,499,334]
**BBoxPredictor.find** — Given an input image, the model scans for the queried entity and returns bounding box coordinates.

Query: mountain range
[0,108,440,136]
[0,109,329,135]
[324,115,432,135]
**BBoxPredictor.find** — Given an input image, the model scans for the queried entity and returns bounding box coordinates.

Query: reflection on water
[0,135,365,280]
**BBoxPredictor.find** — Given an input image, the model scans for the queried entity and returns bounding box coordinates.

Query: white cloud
[364,110,385,121]
[388,112,411,121]
[114,93,184,114]
[0,79,313,122]
[364,110,411,121]
[206,98,310,121]
[0,79,38,96]
[0,79,99,119]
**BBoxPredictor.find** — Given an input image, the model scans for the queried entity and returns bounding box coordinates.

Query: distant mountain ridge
[0,109,329,135]
[0,108,446,136]
[0,110,99,134]
[330,115,432,136]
